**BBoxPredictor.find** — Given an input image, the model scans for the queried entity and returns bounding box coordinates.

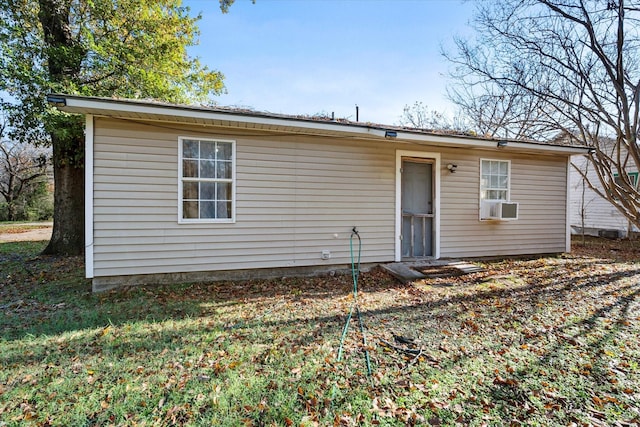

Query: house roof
[47,94,590,156]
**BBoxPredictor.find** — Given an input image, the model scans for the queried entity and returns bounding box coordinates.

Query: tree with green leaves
[444,0,640,230]
[0,0,227,254]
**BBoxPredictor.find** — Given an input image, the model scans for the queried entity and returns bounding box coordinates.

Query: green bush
[25,181,54,221]
[0,181,53,221]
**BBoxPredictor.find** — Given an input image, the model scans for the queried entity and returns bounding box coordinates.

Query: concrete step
[381,262,426,282]
[447,261,485,274]
[382,260,485,283]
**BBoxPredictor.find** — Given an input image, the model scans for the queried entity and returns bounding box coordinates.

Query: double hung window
[179,138,235,223]
[480,159,510,201]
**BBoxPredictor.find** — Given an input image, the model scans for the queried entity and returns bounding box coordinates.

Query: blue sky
[185,0,476,125]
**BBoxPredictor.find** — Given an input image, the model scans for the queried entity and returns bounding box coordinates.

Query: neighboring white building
[570,153,638,238]
[50,94,589,291]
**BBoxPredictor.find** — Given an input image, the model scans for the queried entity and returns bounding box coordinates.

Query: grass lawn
[1,237,639,426]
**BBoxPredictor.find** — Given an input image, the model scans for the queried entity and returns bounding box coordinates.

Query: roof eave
[48,94,591,155]
[49,94,388,138]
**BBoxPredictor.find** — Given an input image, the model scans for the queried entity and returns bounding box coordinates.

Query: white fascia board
[394,131,590,155]
[57,95,590,155]
[59,96,387,139]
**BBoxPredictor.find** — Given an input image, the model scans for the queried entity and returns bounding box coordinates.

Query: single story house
[570,150,638,238]
[49,94,589,291]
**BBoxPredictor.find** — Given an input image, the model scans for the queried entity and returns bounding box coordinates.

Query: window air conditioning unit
[480,200,519,221]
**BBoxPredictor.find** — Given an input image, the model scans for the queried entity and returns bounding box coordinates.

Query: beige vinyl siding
[92,118,395,277]
[92,117,571,278]
[439,149,568,257]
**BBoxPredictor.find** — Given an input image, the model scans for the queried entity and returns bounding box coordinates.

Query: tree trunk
[42,134,84,255]
[38,0,85,255]
[4,168,16,221]
[7,200,16,222]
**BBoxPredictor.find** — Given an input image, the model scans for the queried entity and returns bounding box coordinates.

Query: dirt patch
[0,226,52,243]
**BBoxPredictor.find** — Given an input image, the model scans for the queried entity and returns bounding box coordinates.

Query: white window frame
[479,159,511,221]
[480,158,511,201]
[178,137,236,224]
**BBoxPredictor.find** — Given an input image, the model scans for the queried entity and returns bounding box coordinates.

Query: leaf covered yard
[1,238,639,426]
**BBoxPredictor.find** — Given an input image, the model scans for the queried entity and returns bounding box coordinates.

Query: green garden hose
[335,228,372,376]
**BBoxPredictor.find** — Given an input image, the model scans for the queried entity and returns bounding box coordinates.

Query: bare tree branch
[444,0,640,230]
[0,115,50,221]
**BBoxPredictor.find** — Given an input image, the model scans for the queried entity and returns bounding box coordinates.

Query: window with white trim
[179,138,235,222]
[613,171,639,188]
[480,159,510,201]
[613,171,638,200]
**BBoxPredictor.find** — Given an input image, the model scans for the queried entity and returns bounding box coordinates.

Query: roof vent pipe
[356,105,359,122]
